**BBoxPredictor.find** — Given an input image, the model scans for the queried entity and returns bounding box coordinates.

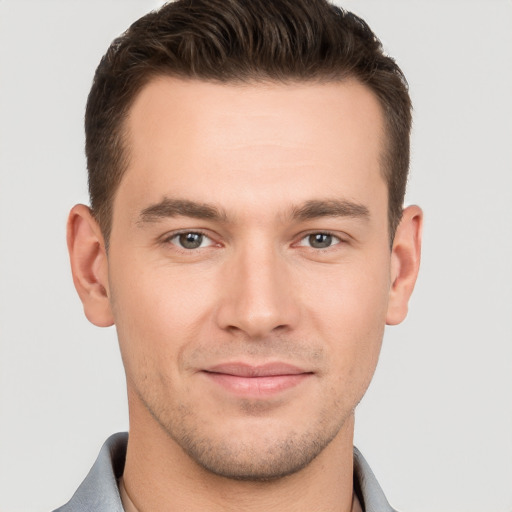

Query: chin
[159,409,350,482]
[180,435,331,481]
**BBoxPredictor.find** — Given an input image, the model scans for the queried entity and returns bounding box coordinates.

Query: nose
[215,241,300,338]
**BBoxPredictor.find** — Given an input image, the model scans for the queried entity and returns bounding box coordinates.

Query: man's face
[107,77,393,479]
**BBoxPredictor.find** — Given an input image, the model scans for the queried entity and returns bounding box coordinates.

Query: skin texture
[68,77,422,512]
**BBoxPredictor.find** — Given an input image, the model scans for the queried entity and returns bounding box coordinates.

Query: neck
[123,393,357,512]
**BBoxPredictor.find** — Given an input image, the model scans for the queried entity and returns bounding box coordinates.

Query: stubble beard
[139,390,350,482]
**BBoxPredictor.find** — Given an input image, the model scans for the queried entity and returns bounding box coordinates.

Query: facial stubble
[135,375,353,482]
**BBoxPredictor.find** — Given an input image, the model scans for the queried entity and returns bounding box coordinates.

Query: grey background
[0,1,511,511]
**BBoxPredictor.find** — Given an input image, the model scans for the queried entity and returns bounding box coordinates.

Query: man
[58,0,422,510]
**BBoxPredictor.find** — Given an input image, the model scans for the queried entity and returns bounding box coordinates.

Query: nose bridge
[216,236,299,337]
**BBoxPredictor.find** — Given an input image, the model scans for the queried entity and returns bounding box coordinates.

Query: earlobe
[386,205,423,326]
[67,204,114,327]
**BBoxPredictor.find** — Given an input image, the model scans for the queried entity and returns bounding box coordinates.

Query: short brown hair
[85,0,411,245]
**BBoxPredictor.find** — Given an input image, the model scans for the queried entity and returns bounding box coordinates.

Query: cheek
[304,251,391,328]
[108,256,221,375]
[303,255,390,387]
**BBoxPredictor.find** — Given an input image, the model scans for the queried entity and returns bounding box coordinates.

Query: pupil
[310,233,332,248]
[180,233,203,249]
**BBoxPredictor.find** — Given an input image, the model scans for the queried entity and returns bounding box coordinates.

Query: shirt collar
[54,432,396,512]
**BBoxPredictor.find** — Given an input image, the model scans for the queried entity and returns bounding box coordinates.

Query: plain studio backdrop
[0,1,511,511]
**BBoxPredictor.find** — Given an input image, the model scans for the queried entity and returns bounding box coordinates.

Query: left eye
[298,233,341,249]
[169,232,213,250]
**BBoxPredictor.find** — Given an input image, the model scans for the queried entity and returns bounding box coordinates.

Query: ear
[386,205,423,325]
[67,204,114,327]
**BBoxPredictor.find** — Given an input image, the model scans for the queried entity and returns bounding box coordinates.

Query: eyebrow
[138,198,228,224]
[137,197,370,225]
[291,199,370,221]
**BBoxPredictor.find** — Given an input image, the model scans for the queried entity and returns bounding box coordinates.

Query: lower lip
[203,372,311,397]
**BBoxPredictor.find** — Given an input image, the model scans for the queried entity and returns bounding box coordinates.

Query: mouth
[201,362,314,397]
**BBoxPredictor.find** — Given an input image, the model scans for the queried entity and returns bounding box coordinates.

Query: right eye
[168,232,214,250]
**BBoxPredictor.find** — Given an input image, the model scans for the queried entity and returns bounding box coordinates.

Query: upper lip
[203,362,311,377]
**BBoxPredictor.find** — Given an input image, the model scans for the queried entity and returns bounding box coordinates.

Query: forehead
[117,77,387,220]
[126,77,385,154]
